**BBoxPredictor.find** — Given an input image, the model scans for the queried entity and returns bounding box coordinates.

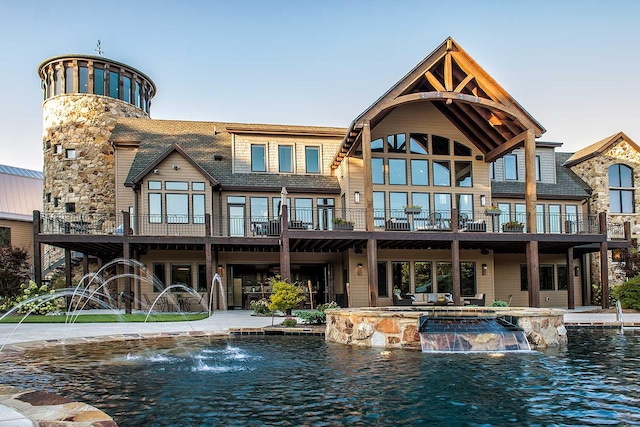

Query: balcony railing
[38,210,622,239]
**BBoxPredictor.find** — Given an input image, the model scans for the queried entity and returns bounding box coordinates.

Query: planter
[404,207,422,215]
[502,225,524,233]
[333,223,354,231]
[485,209,501,216]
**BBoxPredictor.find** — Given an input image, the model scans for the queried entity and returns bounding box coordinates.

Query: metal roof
[0,164,43,179]
[0,165,43,222]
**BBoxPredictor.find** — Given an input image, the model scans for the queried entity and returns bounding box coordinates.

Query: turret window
[65,149,76,159]
[94,68,105,95]
[78,66,88,93]
[109,71,119,99]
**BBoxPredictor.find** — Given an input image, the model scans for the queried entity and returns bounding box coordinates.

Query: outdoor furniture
[385,219,410,231]
[464,293,486,306]
[414,212,443,231]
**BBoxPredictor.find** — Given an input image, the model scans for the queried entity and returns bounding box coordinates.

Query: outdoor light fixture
[480,195,486,207]
[354,191,360,204]
[574,266,580,277]
[357,263,363,276]
[482,264,488,275]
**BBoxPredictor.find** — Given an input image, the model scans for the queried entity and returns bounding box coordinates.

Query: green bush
[250,298,272,315]
[592,283,617,307]
[490,300,509,307]
[0,281,63,315]
[294,301,339,324]
[281,317,297,327]
[268,278,304,314]
[612,276,640,310]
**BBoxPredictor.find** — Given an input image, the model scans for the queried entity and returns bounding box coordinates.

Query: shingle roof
[563,131,639,167]
[491,152,592,200]
[116,118,346,192]
[0,164,43,221]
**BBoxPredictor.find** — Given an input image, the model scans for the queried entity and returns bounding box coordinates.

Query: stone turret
[38,55,156,215]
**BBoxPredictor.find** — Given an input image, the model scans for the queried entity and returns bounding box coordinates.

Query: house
[31,37,631,312]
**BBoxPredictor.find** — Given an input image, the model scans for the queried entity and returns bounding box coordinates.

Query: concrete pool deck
[1,307,639,426]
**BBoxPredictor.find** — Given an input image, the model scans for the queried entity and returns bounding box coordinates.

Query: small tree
[612,275,640,311]
[0,246,30,300]
[268,277,304,315]
[621,248,640,279]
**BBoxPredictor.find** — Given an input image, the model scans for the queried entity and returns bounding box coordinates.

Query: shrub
[592,283,617,307]
[612,276,640,310]
[268,277,304,314]
[294,301,339,324]
[250,298,272,315]
[490,300,509,307]
[0,246,30,300]
[281,317,297,327]
[0,281,64,315]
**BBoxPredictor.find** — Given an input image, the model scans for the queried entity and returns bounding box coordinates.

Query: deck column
[362,120,374,232]
[279,206,291,282]
[566,247,575,310]
[32,210,42,286]
[451,208,461,305]
[123,211,132,314]
[367,238,378,307]
[524,129,540,307]
[599,212,609,308]
[205,214,214,311]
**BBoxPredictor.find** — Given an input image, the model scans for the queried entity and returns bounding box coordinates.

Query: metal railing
[40,212,122,235]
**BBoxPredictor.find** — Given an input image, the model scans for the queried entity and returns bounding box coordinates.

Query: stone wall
[569,139,640,286]
[42,94,149,216]
[325,307,567,350]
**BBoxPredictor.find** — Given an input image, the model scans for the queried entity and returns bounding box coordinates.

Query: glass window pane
[436,262,452,294]
[165,181,189,191]
[535,156,541,181]
[372,158,385,184]
[620,165,633,187]
[152,263,165,292]
[622,190,634,213]
[109,71,119,99]
[166,194,189,223]
[409,134,428,154]
[251,145,266,172]
[387,134,406,153]
[608,165,620,186]
[149,193,162,223]
[305,147,319,173]
[537,204,545,233]
[279,145,292,173]
[391,261,410,295]
[228,196,246,204]
[377,262,388,297]
[197,264,207,292]
[193,194,205,223]
[65,66,74,93]
[316,198,333,230]
[94,68,105,95]
[558,265,568,290]
[251,197,269,222]
[461,262,476,296]
[433,161,450,186]
[388,159,407,185]
[192,182,205,191]
[78,66,88,93]
[123,76,131,102]
[371,138,384,152]
[55,68,63,95]
[272,197,291,218]
[389,192,408,218]
[432,135,450,155]
[434,193,451,215]
[0,227,11,246]
[489,162,495,179]
[540,265,555,290]
[458,194,473,218]
[229,205,245,236]
[373,191,385,227]
[549,205,561,233]
[498,203,511,228]
[148,181,161,190]
[610,190,621,213]
[411,193,430,214]
[504,155,517,180]
[454,141,471,156]
[455,161,472,187]
[411,159,429,185]
[294,198,313,226]
[135,81,141,107]
[171,264,192,289]
[414,261,432,293]
[520,264,528,291]
[515,203,526,230]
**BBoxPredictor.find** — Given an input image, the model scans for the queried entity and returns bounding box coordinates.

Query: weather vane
[95,40,103,56]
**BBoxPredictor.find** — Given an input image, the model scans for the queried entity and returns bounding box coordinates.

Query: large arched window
[609,164,634,213]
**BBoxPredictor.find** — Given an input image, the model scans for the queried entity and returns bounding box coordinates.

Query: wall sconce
[482,264,488,275]
[354,192,360,204]
[172,165,180,170]
[153,169,159,174]
[574,266,580,277]
[612,249,623,262]
[480,195,486,207]
[217,265,224,277]
[357,263,363,276]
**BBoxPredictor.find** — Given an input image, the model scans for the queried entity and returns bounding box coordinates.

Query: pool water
[1,330,640,426]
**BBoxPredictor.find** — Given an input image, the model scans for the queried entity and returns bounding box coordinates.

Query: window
[294,198,313,227]
[317,198,334,231]
[436,262,453,294]
[412,193,430,216]
[149,193,162,223]
[515,203,526,230]
[536,204,545,234]
[371,138,384,152]
[409,134,428,154]
[535,155,541,181]
[65,149,76,159]
[411,159,429,185]
[192,194,205,223]
[372,158,385,184]
[171,264,192,290]
[305,147,320,173]
[165,181,188,191]
[53,197,59,208]
[197,264,207,292]
[461,262,476,296]
[549,205,561,233]
[229,196,246,237]
[94,68,105,95]
[433,161,450,186]
[251,197,269,223]
[166,194,189,223]
[520,264,528,291]
[434,193,451,215]
[148,181,162,190]
[454,141,472,156]
[78,66,88,93]
[377,262,388,298]
[272,197,291,218]
[387,134,406,153]
[388,159,407,185]
[504,155,517,180]
[565,205,578,233]
[489,162,495,179]
[373,192,385,227]
[455,161,472,187]
[458,194,473,219]
[540,265,555,290]
[45,193,51,203]
[414,261,432,293]
[609,164,634,213]
[65,203,75,213]
[389,192,408,218]
[251,145,266,172]
[557,265,568,290]
[109,71,119,99]
[135,82,141,107]
[0,227,10,246]
[65,66,74,93]
[432,135,450,155]
[123,76,131,103]
[54,68,62,95]
[192,182,205,191]
[54,144,62,155]
[391,261,410,295]
[152,263,165,292]
[279,145,293,173]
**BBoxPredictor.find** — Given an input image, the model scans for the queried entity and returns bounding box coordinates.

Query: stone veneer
[42,94,149,216]
[325,307,567,350]
[569,139,640,286]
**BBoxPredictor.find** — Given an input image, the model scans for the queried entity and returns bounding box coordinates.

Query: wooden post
[599,212,609,308]
[32,210,42,286]
[452,240,461,306]
[567,247,575,310]
[123,210,132,314]
[524,129,540,307]
[361,120,374,232]
[280,207,291,282]
[367,238,378,307]
[204,213,214,311]
[65,248,72,289]
[82,253,89,278]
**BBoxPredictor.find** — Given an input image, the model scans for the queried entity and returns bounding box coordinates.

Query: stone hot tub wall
[325,307,567,350]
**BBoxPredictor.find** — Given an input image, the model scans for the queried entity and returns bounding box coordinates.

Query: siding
[493,146,556,184]
[0,219,33,258]
[115,147,138,214]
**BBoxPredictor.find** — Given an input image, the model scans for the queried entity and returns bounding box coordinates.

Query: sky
[2,0,640,171]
